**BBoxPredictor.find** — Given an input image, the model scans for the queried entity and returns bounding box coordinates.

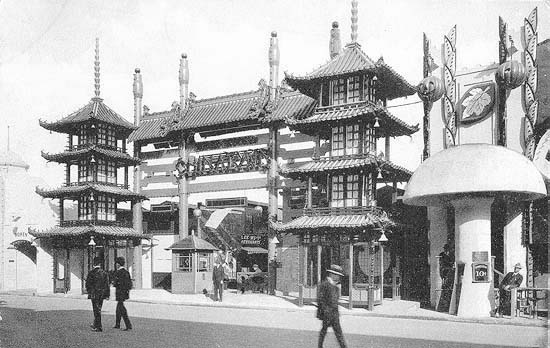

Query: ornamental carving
[443,26,457,148]
[522,8,538,160]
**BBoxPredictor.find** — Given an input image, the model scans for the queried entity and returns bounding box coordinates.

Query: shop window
[331,78,346,106]
[198,253,211,272]
[332,126,345,157]
[347,76,361,103]
[176,253,192,272]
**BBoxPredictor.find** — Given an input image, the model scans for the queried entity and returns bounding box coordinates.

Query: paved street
[0,295,546,348]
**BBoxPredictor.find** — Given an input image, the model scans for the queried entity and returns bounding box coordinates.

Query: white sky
[0,0,548,187]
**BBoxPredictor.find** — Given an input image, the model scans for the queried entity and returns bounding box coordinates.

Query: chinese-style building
[32,39,147,294]
[272,1,425,307]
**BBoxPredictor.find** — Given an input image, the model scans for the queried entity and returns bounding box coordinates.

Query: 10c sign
[472,263,490,283]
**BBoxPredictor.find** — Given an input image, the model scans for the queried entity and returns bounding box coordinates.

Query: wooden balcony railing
[64,181,129,189]
[65,144,126,154]
[60,220,133,228]
[302,206,384,216]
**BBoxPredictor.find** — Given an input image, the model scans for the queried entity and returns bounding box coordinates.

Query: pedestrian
[497,263,523,317]
[85,256,110,332]
[316,264,347,348]
[212,257,225,302]
[112,256,133,330]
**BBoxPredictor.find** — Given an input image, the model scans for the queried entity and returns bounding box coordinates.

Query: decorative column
[443,26,457,148]
[267,31,280,295]
[132,67,144,289]
[177,54,190,239]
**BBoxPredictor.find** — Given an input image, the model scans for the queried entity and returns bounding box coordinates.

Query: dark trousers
[91,299,104,329]
[115,301,132,329]
[214,282,223,301]
[498,290,512,316]
[318,317,347,348]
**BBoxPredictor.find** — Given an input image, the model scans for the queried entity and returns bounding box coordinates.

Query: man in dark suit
[85,256,110,332]
[316,264,347,348]
[498,263,523,317]
[212,257,225,302]
[113,257,133,330]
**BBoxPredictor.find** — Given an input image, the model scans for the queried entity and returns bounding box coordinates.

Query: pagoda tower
[33,39,146,294]
[273,0,421,308]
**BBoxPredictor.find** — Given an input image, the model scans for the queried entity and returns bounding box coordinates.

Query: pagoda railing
[60,220,133,228]
[315,100,377,113]
[65,144,127,153]
[64,181,129,190]
[302,206,385,217]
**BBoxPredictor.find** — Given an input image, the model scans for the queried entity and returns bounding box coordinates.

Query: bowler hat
[514,263,522,269]
[327,264,344,277]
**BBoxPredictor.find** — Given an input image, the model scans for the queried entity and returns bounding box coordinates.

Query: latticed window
[363,126,376,154]
[78,161,94,182]
[346,124,360,155]
[78,196,93,221]
[331,175,345,208]
[97,124,116,148]
[347,76,361,103]
[97,159,117,184]
[331,78,346,105]
[176,252,192,272]
[364,76,376,103]
[79,125,93,146]
[97,195,116,221]
[346,174,360,207]
[331,126,345,157]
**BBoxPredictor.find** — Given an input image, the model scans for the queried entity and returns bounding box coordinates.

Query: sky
[0,0,548,188]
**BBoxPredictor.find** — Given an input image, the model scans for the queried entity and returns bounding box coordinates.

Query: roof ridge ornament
[351,0,358,43]
[94,38,100,98]
[329,21,341,59]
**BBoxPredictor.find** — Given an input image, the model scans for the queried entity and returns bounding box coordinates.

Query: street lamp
[193,206,202,238]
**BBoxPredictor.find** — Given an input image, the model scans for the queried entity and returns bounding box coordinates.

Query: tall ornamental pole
[132,67,144,289]
[496,17,509,146]
[177,53,190,239]
[267,31,280,295]
[443,26,457,148]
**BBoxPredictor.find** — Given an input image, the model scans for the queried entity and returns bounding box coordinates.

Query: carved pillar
[443,26,457,148]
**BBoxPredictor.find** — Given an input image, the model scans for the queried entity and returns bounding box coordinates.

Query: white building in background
[0,150,58,292]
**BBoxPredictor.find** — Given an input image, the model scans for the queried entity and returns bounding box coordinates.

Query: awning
[241,247,268,254]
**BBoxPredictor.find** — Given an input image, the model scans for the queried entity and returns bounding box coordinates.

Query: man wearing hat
[85,257,110,332]
[113,256,133,330]
[316,264,347,348]
[497,263,523,317]
[212,256,226,301]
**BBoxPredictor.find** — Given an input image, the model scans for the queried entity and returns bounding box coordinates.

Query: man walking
[212,257,225,302]
[317,264,347,348]
[113,257,133,330]
[498,263,523,317]
[85,257,110,332]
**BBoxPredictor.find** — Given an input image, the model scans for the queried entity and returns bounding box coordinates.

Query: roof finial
[268,31,280,101]
[351,0,358,43]
[179,53,189,109]
[94,38,100,98]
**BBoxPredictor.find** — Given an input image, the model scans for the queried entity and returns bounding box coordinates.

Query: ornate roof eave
[280,155,412,182]
[285,102,419,138]
[30,225,147,239]
[36,184,147,201]
[40,147,141,165]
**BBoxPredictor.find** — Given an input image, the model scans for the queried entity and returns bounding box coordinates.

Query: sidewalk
[24,288,547,328]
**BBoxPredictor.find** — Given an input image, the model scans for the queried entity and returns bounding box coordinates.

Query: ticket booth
[167,235,218,294]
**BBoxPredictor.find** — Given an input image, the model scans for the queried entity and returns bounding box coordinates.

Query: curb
[4,292,547,328]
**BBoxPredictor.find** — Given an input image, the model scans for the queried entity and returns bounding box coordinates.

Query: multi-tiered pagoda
[273,1,421,308]
[32,39,145,294]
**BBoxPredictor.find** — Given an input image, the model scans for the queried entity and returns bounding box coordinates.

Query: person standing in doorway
[498,263,523,317]
[86,256,110,332]
[212,257,225,302]
[316,264,347,348]
[113,257,133,330]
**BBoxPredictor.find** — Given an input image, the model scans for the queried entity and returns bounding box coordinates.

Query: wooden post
[368,242,374,311]
[307,177,313,208]
[298,237,304,307]
[384,136,390,161]
[317,244,322,284]
[348,241,354,310]
[380,243,384,301]
[511,288,517,317]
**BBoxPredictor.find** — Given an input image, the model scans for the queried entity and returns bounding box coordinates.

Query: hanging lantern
[495,60,526,89]
[416,76,444,102]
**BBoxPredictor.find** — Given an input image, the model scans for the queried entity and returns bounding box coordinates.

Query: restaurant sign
[241,234,265,247]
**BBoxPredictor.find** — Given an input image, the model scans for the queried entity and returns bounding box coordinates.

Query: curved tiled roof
[39,98,135,135]
[280,155,412,182]
[41,145,141,165]
[36,183,146,200]
[30,225,144,239]
[285,43,416,100]
[286,101,418,137]
[270,209,392,232]
[167,235,219,251]
[128,110,174,142]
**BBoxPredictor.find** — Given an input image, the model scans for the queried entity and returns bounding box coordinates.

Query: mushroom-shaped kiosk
[403,144,547,317]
